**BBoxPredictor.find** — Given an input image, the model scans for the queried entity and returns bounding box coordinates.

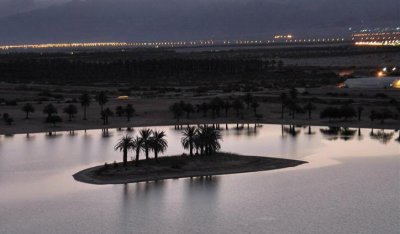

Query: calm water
[0,125,399,234]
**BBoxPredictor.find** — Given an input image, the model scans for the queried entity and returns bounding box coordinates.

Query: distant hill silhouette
[0,0,398,44]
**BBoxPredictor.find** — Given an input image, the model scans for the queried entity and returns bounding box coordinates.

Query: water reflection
[0,124,398,234]
[305,126,316,135]
[320,127,357,141]
[282,125,301,137]
[369,129,394,144]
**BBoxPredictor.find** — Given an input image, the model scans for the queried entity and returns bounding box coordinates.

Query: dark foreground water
[0,125,399,234]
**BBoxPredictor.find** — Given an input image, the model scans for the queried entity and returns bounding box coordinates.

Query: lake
[0,124,399,234]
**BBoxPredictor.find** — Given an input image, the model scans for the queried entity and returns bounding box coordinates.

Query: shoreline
[73,153,307,185]
[1,118,399,136]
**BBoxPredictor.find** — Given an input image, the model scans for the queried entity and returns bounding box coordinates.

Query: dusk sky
[0,0,398,44]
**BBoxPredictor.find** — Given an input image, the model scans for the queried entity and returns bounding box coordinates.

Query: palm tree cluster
[115,104,136,122]
[169,94,260,125]
[320,105,357,122]
[369,108,395,124]
[280,89,305,119]
[181,126,222,156]
[114,128,168,168]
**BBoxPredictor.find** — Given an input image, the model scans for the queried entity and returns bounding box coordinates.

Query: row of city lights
[354,37,398,40]
[352,32,400,37]
[2,37,400,51]
[355,40,400,46]
[0,38,349,51]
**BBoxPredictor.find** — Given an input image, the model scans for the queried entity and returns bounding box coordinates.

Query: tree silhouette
[101,108,114,125]
[303,102,316,120]
[46,115,62,126]
[244,93,253,109]
[124,104,135,122]
[150,130,168,162]
[169,103,183,125]
[183,103,195,118]
[320,107,340,122]
[181,126,197,156]
[289,88,298,100]
[43,104,57,118]
[79,91,91,120]
[197,126,222,155]
[114,135,134,168]
[132,136,143,166]
[21,103,35,119]
[357,106,364,121]
[232,98,244,117]
[286,99,302,119]
[63,104,78,121]
[115,106,125,117]
[280,93,288,119]
[223,101,231,117]
[139,128,153,160]
[251,101,260,116]
[96,91,108,112]
[340,105,356,121]
[200,102,209,117]
[210,97,224,117]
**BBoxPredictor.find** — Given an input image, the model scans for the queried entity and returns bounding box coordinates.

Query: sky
[0,0,398,44]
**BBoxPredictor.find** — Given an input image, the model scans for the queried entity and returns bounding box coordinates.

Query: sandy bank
[73,153,307,185]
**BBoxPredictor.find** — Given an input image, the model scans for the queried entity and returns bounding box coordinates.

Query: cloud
[0,0,69,17]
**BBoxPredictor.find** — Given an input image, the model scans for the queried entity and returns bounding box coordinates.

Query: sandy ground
[73,153,307,185]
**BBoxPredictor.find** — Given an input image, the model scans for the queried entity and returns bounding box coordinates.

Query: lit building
[351,27,400,46]
[344,76,400,89]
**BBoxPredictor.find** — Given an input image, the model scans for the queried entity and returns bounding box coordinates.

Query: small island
[73,152,306,185]
[73,126,307,185]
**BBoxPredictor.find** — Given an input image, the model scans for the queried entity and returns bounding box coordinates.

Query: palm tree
[43,104,57,118]
[124,104,135,122]
[114,135,134,168]
[357,106,364,121]
[169,103,183,125]
[197,126,222,155]
[101,108,114,125]
[183,103,195,118]
[150,130,168,161]
[280,93,287,119]
[46,115,62,127]
[232,99,244,117]
[79,91,91,120]
[289,88,298,100]
[181,126,197,156]
[139,128,153,159]
[96,91,108,112]
[21,103,35,119]
[244,93,253,109]
[210,97,223,117]
[223,101,231,117]
[200,102,209,117]
[251,101,260,116]
[304,102,316,120]
[132,137,143,166]
[63,104,78,121]
[115,106,125,117]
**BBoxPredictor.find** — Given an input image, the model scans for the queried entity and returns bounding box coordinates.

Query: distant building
[344,77,400,89]
[351,27,400,46]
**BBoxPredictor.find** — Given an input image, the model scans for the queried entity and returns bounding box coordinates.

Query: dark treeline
[0,58,271,84]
